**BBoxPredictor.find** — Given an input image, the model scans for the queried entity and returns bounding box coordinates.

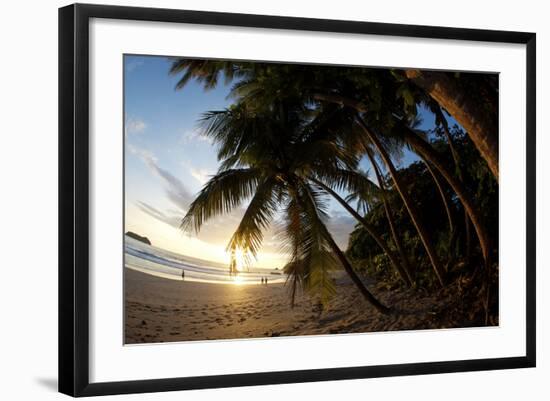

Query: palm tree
[404,69,499,181]
[308,174,412,287]
[364,147,414,284]
[169,59,248,90]
[356,117,447,286]
[422,159,455,238]
[169,59,492,273]
[181,103,390,313]
[303,89,492,267]
[431,105,472,261]
[398,123,491,265]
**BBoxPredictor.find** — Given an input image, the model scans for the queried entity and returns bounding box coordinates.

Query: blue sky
[124,55,428,268]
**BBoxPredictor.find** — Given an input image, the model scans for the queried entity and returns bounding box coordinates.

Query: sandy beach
[125,267,488,344]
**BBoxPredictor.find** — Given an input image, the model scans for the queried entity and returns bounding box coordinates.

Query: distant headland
[125,231,152,246]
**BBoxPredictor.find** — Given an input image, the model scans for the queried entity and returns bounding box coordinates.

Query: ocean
[124,235,286,285]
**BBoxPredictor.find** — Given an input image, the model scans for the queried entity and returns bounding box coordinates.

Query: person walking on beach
[261,277,264,285]
[181,269,185,281]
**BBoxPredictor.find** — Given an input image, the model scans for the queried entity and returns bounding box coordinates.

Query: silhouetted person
[261,277,264,285]
[181,270,185,281]
[265,277,268,285]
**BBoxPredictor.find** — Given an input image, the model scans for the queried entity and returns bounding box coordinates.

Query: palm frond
[169,59,241,91]
[313,168,380,201]
[180,168,262,233]
[226,176,280,270]
[280,179,337,306]
[307,250,338,304]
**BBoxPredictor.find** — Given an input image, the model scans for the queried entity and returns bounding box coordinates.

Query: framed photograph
[58,3,536,397]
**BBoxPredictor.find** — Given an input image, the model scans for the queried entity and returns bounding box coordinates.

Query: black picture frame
[58,3,536,397]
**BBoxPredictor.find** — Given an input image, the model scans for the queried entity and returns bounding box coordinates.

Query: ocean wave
[124,235,285,285]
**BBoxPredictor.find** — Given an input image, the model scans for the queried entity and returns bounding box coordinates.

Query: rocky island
[125,231,152,246]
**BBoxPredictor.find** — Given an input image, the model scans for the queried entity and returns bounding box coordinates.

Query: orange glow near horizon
[232,248,245,272]
[126,203,289,270]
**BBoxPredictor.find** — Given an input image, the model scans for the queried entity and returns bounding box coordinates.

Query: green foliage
[182,99,365,305]
[346,126,498,290]
[171,57,499,312]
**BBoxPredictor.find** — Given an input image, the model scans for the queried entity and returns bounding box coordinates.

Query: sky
[124,55,427,269]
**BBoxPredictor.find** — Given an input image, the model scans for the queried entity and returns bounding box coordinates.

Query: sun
[232,248,246,272]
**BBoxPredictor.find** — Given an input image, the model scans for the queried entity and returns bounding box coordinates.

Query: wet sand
[125,267,489,344]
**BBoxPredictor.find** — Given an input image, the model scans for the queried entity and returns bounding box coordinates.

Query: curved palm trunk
[365,149,414,285]
[422,158,457,265]
[322,224,391,314]
[309,177,411,287]
[436,107,472,262]
[434,106,461,176]
[405,70,499,181]
[465,210,472,262]
[422,159,454,234]
[357,118,447,287]
[300,182,390,314]
[402,125,491,265]
[311,91,489,269]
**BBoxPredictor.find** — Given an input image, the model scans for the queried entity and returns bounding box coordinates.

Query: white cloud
[189,167,213,185]
[125,117,147,136]
[125,59,144,72]
[127,144,193,212]
[135,201,181,229]
[180,129,213,145]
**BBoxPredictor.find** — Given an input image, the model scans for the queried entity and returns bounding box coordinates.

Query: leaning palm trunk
[321,221,391,314]
[434,106,462,177]
[422,158,457,265]
[401,125,491,266]
[311,92,490,268]
[299,182,391,314]
[310,177,411,286]
[435,107,472,262]
[365,148,414,285]
[422,158,454,235]
[405,70,499,181]
[357,118,447,287]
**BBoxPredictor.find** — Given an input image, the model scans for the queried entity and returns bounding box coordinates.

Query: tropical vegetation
[172,60,499,325]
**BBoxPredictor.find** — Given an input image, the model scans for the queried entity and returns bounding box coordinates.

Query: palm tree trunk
[405,70,499,181]
[311,91,490,267]
[309,177,411,287]
[365,148,414,284]
[434,106,461,176]
[401,125,491,265]
[436,107,473,262]
[357,118,447,287]
[465,213,472,263]
[422,158,454,234]
[300,181,390,314]
[322,224,391,314]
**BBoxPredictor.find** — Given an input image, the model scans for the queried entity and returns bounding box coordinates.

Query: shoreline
[125,267,494,344]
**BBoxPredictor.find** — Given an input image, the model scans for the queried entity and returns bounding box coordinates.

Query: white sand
[125,267,480,344]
